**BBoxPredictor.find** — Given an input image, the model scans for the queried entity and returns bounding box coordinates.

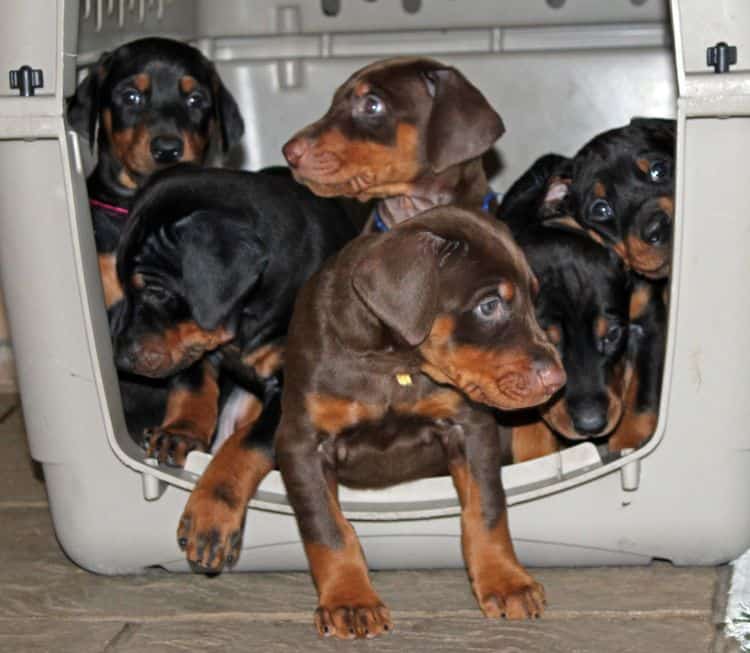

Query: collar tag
[396,373,413,386]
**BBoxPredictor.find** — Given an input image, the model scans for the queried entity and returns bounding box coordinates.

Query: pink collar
[89,198,130,217]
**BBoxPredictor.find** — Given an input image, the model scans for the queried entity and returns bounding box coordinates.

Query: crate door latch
[706,42,737,74]
[9,65,44,96]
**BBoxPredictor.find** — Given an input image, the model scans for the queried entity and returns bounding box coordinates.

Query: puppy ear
[352,230,454,347]
[423,67,504,174]
[178,211,267,330]
[67,51,111,149]
[541,176,571,214]
[211,69,245,152]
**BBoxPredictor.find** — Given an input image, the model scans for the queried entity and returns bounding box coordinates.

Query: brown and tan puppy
[282,57,504,230]
[275,207,565,639]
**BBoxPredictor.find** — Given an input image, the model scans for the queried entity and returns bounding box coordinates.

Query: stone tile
[0,506,719,624]
[0,619,125,653]
[97,615,715,653]
[0,400,46,506]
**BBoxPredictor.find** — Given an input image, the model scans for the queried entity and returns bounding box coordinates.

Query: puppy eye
[475,295,503,319]
[649,160,669,183]
[186,92,206,109]
[122,89,143,106]
[598,323,625,355]
[354,93,385,117]
[603,324,623,345]
[589,198,614,222]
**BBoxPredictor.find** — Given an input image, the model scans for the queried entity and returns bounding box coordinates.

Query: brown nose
[282,137,308,168]
[535,360,566,396]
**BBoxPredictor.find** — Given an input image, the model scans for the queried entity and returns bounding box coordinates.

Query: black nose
[568,396,608,436]
[150,136,184,163]
[641,211,671,246]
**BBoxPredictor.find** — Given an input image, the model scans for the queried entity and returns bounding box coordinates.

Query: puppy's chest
[305,373,463,437]
[306,376,465,488]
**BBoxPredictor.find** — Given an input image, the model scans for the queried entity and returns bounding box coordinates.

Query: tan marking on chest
[306,394,386,436]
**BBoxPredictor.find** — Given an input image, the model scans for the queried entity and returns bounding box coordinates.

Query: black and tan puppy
[275,207,565,639]
[500,152,667,460]
[507,225,631,461]
[539,118,676,280]
[67,36,244,308]
[110,164,355,455]
[282,57,504,230]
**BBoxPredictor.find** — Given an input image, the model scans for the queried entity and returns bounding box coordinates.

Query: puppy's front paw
[473,566,546,620]
[314,598,392,640]
[177,484,246,573]
[143,427,207,467]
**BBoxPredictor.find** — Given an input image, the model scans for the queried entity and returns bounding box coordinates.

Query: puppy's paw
[315,599,392,640]
[143,427,207,467]
[177,484,246,573]
[474,568,546,620]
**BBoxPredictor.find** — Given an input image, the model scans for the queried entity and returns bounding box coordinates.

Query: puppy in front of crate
[275,206,565,638]
[66,36,244,309]
[282,57,505,231]
[110,164,356,571]
[540,118,676,280]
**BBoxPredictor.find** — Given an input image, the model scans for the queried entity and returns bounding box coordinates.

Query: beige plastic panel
[674,0,749,75]
[76,0,196,59]
[194,0,667,36]
[671,0,750,100]
[0,0,59,97]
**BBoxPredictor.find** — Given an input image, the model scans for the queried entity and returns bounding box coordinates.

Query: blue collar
[373,189,501,233]
[481,190,500,212]
[373,204,390,233]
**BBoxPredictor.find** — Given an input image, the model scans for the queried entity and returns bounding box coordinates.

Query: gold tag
[396,373,413,386]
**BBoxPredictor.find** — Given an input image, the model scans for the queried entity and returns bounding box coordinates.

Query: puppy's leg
[144,359,219,466]
[177,382,276,573]
[277,423,392,640]
[449,414,546,619]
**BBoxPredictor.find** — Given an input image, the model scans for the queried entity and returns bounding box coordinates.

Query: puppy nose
[116,341,169,376]
[534,359,566,396]
[569,396,608,435]
[150,136,184,163]
[641,211,671,246]
[282,137,307,168]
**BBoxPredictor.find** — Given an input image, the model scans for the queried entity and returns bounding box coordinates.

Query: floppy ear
[66,51,111,149]
[352,230,453,347]
[211,69,245,152]
[178,211,267,330]
[422,67,505,174]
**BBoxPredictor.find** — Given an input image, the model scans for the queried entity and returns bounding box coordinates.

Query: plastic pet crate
[0,0,748,573]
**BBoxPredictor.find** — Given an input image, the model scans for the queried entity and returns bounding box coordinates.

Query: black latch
[706,42,737,74]
[9,65,44,96]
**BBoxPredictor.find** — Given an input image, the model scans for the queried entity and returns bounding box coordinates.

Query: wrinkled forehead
[333,57,442,101]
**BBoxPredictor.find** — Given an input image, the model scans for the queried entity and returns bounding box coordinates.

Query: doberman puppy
[538,118,676,280]
[499,148,667,460]
[67,36,244,308]
[111,164,356,460]
[282,57,504,231]
[507,225,632,461]
[275,206,565,639]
